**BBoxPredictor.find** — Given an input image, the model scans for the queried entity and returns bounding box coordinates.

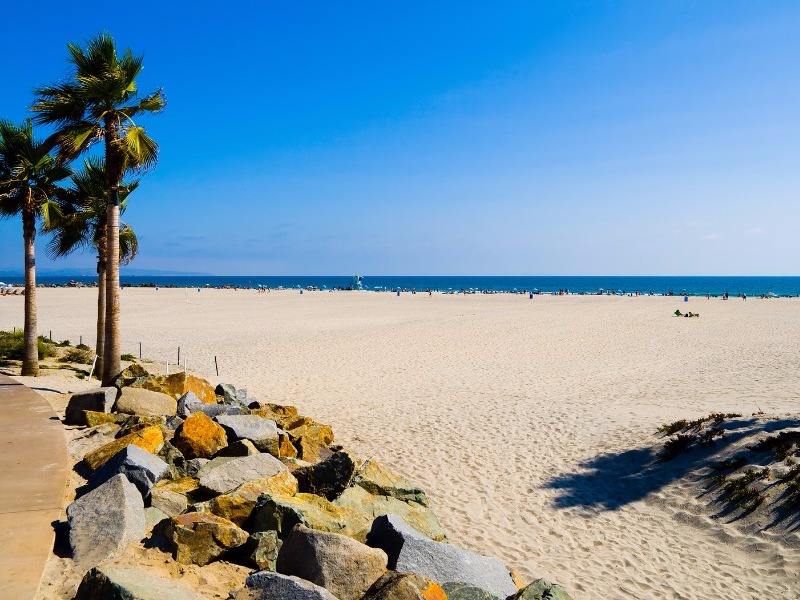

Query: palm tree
[32,33,165,384]
[0,119,71,375]
[47,157,139,378]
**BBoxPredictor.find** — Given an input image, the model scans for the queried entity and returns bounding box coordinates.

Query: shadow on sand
[544,417,800,514]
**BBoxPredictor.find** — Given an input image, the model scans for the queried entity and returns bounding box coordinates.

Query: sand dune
[3,289,799,599]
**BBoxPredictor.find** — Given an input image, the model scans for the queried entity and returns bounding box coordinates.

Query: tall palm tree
[0,119,71,375]
[32,33,165,384]
[47,157,139,378]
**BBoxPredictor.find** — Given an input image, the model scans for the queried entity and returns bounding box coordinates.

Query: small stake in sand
[139,342,142,359]
[166,361,169,376]
[178,346,181,365]
[88,355,98,380]
[214,355,219,376]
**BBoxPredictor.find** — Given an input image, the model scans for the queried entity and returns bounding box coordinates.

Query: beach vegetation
[748,431,800,460]
[45,157,139,378]
[658,413,742,436]
[120,353,136,361]
[60,347,95,364]
[712,468,767,511]
[0,120,71,375]
[711,456,747,471]
[0,330,56,361]
[657,420,688,435]
[32,32,164,385]
[660,434,696,461]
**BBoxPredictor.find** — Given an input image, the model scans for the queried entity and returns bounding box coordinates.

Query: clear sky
[0,1,798,275]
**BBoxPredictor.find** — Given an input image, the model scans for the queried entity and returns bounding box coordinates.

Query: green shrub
[657,420,688,435]
[661,434,696,461]
[76,343,90,350]
[56,340,71,347]
[0,330,54,360]
[60,348,95,364]
[120,353,136,361]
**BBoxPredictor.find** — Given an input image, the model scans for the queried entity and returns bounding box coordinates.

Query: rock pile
[64,365,572,600]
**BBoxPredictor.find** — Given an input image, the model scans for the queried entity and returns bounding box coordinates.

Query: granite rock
[165,512,249,566]
[362,572,448,600]
[365,515,516,599]
[237,571,340,600]
[67,474,145,567]
[199,452,288,495]
[74,565,204,600]
[87,444,169,498]
[173,413,228,459]
[65,387,117,425]
[294,450,357,500]
[115,387,177,417]
[215,414,279,454]
[83,426,164,471]
[276,524,387,600]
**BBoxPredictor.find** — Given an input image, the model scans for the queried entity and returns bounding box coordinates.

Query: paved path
[0,374,68,599]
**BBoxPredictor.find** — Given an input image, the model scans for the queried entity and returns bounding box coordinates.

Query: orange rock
[83,425,164,471]
[134,372,217,404]
[173,413,228,459]
[421,582,448,600]
[278,431,298,458]
[510,568,527,590]
[250,403,300,428]
[287,422,334,463]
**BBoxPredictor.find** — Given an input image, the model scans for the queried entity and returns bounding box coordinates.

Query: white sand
[3,289,799,599]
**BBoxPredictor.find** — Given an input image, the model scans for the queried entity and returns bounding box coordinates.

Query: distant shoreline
[2,274,799,297]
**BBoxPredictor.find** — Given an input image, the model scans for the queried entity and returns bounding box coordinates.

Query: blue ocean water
[5,275,800,296]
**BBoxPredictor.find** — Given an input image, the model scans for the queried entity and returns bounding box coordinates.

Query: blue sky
[1,1,798,275]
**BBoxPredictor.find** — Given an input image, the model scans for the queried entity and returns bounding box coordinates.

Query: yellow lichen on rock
[83,425,164,471]
[173,413,228,459]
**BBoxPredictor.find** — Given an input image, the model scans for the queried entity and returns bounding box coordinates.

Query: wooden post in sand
[214,356,219,376]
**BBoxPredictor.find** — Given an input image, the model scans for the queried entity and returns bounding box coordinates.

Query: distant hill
[0,268,214,277]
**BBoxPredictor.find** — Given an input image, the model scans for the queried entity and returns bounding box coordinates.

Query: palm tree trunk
[102,122,123,384]
[21,191,38,376]
[95,249,106,380]
[101,198,121,384]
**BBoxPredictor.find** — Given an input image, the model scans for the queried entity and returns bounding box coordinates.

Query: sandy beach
[2,288,799,599]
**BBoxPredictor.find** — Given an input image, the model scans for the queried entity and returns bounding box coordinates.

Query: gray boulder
[65,387,117,425]
[151,487,189,517]
[177,391,243,418]
[144,507,170,532]
[238,572,340,600]
[240,530,282,570]
[277,524,387,600]
[115,387,177,417]
[186,457,209,477]
[294,450,357,500]
[67,474,145,567]
[215,383,238,404]
[215,414,279,454]
[217,439,260,457]
[75,566,205,600]
[87,444,169,498]
[199,452,287,494]
[365,514,516,599]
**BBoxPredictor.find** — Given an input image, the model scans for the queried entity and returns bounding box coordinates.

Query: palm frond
[121,126,159,171]
[119,222,138,265]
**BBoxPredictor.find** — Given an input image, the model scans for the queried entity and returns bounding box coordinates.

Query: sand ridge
[2,289,799,598]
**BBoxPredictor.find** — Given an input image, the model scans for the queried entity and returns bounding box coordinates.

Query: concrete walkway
[0,374,68,599]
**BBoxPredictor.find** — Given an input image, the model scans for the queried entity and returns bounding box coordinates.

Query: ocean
[3,275,799,296]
